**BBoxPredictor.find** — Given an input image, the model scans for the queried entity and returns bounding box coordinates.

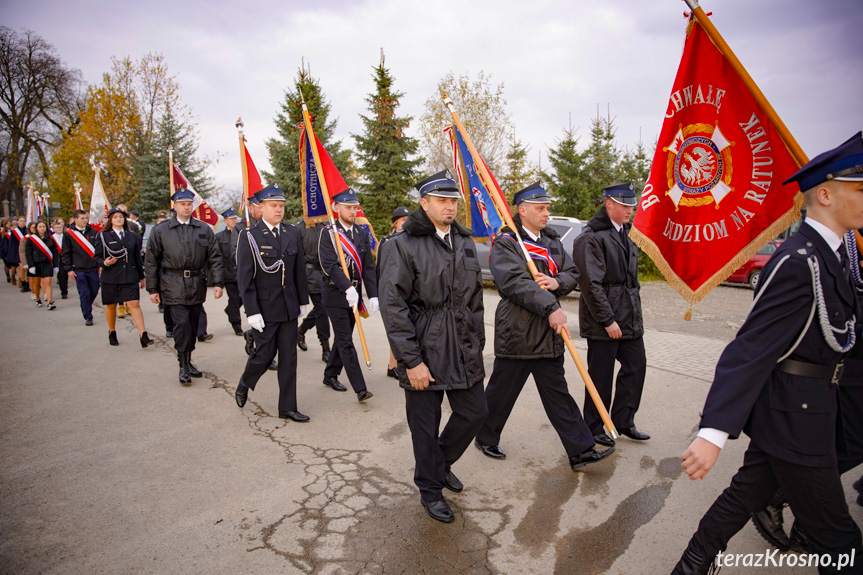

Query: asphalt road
[1,279,859,574]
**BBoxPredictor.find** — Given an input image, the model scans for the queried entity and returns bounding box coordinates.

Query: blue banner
[451,127,503,242]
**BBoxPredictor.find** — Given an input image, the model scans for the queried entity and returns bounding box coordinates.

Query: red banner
[243,143,263,200]
[172,163,219,227]
[631,19,802,305]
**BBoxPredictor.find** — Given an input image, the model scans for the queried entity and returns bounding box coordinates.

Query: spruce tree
[581,106,621,219]
[499,131,535,200]
[543,119,590,219]
[265,62,353,221]
[135,105,212,221]
[353,52,423,234]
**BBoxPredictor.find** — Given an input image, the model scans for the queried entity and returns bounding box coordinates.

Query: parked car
[725,239,783,289]
[475,216,584,282]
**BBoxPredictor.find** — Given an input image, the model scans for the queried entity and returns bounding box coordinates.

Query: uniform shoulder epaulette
[788,240,816,259]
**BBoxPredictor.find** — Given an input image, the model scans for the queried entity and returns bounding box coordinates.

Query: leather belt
[164,269,197,278]
[776,358,844,384]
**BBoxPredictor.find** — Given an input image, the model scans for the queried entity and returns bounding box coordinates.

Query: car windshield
[757,242,777,255]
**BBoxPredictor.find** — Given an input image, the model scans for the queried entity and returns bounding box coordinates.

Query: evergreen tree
[352,51,423,234]
[265,62,353,221]
[618,129,652,195]
[135,105,212,221]
[542,119,590,219]
[499,130,535,200]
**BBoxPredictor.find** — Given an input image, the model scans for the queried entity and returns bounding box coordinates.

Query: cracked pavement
[2,284,861,574]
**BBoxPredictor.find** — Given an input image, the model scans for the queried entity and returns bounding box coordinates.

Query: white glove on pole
[298,304,309,318]
[248,313,265,332]
[345,286,359,309]
[367,297,379,316]
[29,267,35,274]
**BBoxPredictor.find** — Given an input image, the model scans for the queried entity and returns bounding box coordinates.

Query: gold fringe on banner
[630,191,804,320]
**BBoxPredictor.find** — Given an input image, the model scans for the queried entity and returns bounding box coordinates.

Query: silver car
[474,216,584,282]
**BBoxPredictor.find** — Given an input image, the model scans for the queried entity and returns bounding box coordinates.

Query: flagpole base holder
[366,361,372,369]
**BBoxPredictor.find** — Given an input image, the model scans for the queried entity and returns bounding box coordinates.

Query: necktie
[443,233,450,249]
[272,226,279,239]
[118,231,123,240]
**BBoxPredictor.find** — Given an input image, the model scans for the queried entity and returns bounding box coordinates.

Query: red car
[726,240,783,289]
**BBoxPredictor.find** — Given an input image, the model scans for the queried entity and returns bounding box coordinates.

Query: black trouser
[324,305,365,393]
[168,304,203,353]
[240,320,299,413]
[299,291,330,340]
[56,262,68,296]
[164,304,207,337]
[75,269,100,321]
[405,382,488,502]
[584,337,646,435]
[686,443,863,574]
[224,281,242,328]
[476,356,594,458]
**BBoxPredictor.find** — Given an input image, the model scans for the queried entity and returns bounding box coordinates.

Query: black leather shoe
[197,333,213,343]
[268,360,278,371]
[140,331,154,348]
[232,325,244,336]
[85,318,94,326]
[619,427,650,441]
[386,367,399,379]
[108,331,119,346]
[187,356,202,378]
[570,446,615,470]
[323,376,347,392]
[751,502,791,551]
[178,353,191,385]
[421,498,454,523]
[61,294,68,299]
[165,330,173,338]
[854,477,863,507]
[671,539,716,575]
[297,330,308,351]
[789,524,810,554]
[279,410,310,422]
[444,470,463,493]
[357,390,374,402]
[243,330,254,355]
[593,433,616,447]
[474,439,506,460]
[235,381,249,408]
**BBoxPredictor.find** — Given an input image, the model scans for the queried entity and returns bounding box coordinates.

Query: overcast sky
[4,0,863,200]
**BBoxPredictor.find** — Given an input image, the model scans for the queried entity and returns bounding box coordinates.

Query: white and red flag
[631,15,802,311]
[88,168,111,231]
[171,163,219,227]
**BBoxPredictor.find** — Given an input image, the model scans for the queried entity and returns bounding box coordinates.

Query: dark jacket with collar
[94,228,144,285]
[5,227,26,265]
[700,222,859,468]
[297,221,326,295]
[318,219,378,309]
[215,227,237,283]
[378,207,485,391]
[144,216,224,305]
[573,205,643,340]
[236,219,308,323]
[61,225,100,271]
[491,214,579,359]
[25,234,59,268]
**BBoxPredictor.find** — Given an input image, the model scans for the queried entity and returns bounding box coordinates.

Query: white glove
[298,304,309,318]
[367,297,379,316]
[53,267,59,275]
[29,267,35,274]
[345,286,359,309]
[248,313,265,332]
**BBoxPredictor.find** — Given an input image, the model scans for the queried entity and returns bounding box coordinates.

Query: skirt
[101,282,140,305]
[30,261,54,278]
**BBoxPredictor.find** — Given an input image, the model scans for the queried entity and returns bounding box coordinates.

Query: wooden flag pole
[443,94,618,439]
[167,146,175,210]
[236,119,251,226]
[683,0,807,166]
[299,91,372,368]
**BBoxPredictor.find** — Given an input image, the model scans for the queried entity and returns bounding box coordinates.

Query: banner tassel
[684,301,693,321]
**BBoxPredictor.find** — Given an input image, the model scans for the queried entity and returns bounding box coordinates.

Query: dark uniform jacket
[61,225,100,271]
[25,235,59,268]
[700,223,858,468]
[318,220,378,309]
[491,214,579,359]
[236,219,308,323]
[573,205,643,340]
[298,222,326,295]
[230,217,257,270]
[215,228,237,283]
[5,227,26,265]
[144,217,224,306]
[378,207,485,391]
[93,229,144,285]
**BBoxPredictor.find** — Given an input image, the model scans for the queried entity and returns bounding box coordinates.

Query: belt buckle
[832,361,845,384]
[183,270,191,278]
